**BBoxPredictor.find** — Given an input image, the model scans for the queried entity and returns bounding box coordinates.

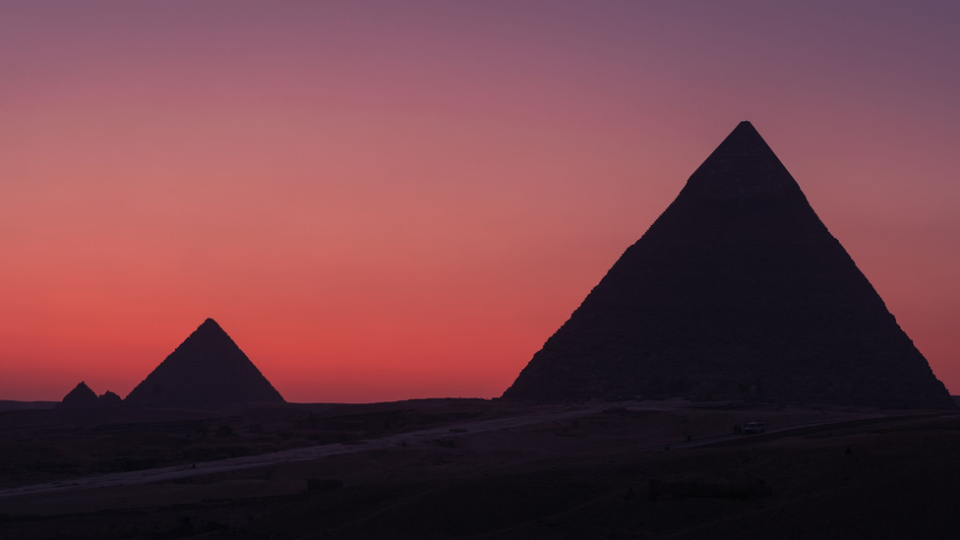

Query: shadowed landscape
[2,398,959,539]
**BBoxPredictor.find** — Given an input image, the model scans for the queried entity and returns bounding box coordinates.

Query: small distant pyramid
[125,319,284,407]
[99,391,122,407]
[56,382,100,409]
[504,122,954,408]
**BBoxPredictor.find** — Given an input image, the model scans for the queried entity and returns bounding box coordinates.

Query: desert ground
[1,398,959,539]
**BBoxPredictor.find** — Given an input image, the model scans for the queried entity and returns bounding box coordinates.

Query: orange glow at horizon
[2,2,959,402]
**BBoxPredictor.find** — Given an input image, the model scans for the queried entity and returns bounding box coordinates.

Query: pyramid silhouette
[504,122,953,408]
[56,381,100,409]
[125,319,284,407]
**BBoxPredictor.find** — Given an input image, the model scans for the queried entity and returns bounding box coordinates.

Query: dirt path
[0,403,617,499]
[2,405,949,501]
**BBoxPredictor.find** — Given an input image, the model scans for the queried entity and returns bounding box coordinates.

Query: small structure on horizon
[56,381,100,409]
[98,390,122,407]
[55,382,123,409]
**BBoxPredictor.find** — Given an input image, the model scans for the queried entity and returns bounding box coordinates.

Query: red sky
[2,1,958,402]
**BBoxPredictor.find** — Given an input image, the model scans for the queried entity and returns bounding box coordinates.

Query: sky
[1,1,958,403]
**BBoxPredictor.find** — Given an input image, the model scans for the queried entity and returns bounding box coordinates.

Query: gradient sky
[2,1,958,402]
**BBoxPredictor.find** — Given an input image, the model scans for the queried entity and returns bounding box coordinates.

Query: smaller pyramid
[99,391,122,407]
[125,319,285,407]
[56,382,100,409]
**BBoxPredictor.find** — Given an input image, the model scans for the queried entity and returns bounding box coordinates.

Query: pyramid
[504,122,954,408]
[98,391,123,407]
[125,319,285,407]
[56,381,100,409]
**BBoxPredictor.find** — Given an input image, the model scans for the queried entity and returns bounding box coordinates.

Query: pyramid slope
[504,122,953,408]
[125,319,284,407]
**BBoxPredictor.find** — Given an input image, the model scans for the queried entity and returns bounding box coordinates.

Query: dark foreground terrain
[1,399,958,539]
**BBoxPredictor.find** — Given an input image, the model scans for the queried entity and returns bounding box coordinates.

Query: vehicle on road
[742,421,766,434]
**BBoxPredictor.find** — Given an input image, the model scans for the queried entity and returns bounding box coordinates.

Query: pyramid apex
[731,120,760,136]
[724,120,766,143]
[187,318,231,342]
[197,318,226,333]
[681,121,797,200]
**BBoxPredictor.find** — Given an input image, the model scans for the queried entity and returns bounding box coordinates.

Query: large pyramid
[125,319,284,407]
[504,122,953,408]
